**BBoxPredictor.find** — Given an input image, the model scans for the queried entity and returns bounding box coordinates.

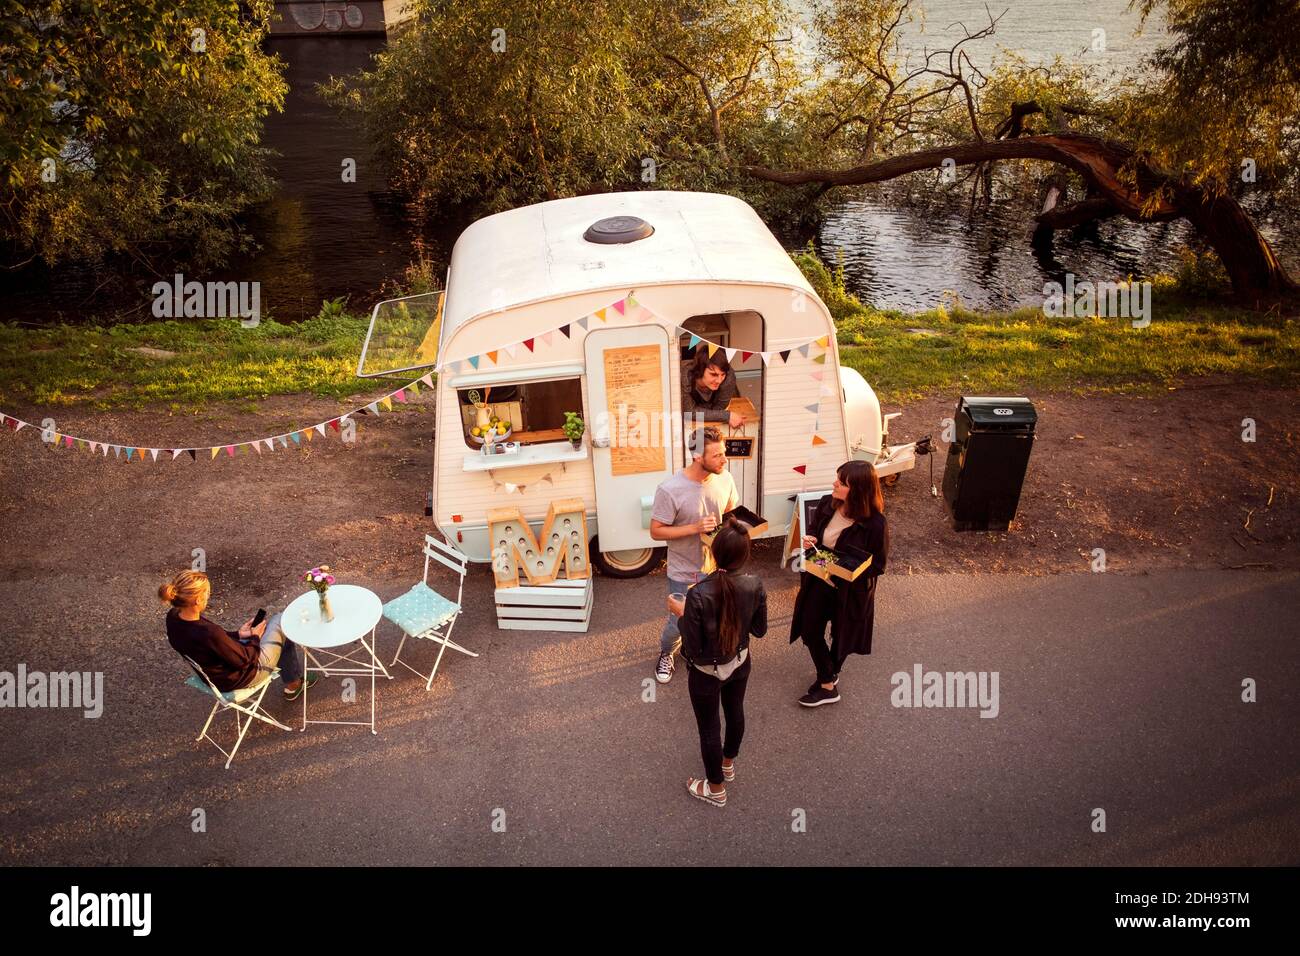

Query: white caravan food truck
[359,190,915,577]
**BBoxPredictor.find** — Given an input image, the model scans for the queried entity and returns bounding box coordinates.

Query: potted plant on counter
[563,411,585,449]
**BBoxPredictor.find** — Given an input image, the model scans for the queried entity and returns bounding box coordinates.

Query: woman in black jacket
[666,519,767,808]
[790,460,888,708]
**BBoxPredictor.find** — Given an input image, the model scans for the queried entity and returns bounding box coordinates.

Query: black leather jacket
[678,570,768,665]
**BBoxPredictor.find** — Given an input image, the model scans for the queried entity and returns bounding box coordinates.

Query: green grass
[1,255,1296,410]
[792,246,1300,404]
[0,314,379,409]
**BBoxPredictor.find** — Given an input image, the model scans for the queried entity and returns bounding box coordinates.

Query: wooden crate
[495,578,593,632]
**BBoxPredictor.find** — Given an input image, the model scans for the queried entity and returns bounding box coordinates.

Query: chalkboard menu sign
[724,437,754,459]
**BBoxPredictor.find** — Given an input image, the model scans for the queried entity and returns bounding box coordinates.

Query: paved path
[1,563,1296,865]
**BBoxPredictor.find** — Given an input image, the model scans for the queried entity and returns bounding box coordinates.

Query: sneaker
[798,684,841,708]
[655,652,675,684]
[283,673,320,701]
[806,675,840,695]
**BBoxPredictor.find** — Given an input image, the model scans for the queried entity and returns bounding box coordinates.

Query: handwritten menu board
[604,344,666,477]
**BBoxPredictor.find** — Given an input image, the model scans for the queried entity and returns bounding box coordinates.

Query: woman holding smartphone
[160,569,314,699]
[667,519,768,808]
[790,460,888,708]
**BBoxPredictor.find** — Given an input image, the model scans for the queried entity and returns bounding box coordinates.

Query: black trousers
[799,577,842,685]
[687,655,752,786]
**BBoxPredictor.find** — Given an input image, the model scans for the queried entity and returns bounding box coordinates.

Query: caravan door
[584,325,674,552]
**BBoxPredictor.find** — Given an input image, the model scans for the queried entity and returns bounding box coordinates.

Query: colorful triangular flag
[559,324,571,338]
[812,435,827,446]
[468,356,480,369]
[793,464,807,475]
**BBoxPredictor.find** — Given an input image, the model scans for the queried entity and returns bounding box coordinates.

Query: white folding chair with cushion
[183,655,292,769]
[385,534,475,689]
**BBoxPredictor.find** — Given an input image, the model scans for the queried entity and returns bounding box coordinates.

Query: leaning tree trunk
[743,133,1298,307]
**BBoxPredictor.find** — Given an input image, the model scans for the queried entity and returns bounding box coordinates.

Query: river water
[6,1,1296,322]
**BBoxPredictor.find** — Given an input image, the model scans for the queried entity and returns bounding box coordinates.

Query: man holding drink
[649,426,738,684]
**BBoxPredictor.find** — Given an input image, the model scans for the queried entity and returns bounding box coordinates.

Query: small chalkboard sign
[724,437,754,459]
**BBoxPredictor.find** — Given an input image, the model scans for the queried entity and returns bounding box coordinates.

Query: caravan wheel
[590,537,665,578]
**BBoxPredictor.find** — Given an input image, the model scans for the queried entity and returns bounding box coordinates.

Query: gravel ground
[0,382,1296,865]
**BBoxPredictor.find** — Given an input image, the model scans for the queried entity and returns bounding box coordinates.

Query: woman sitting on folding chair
[160,570,315,700]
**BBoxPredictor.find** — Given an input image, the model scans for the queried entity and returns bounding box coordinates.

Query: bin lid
[960,396,1037,426]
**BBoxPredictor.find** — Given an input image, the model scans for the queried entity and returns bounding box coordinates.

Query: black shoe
[806,675,840,695]
[799,685,841,708]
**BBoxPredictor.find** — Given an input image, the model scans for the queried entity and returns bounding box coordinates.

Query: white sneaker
[655,652,675,684]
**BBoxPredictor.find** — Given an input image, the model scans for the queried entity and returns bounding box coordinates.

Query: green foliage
[562,411,585,442]
[0,0,286,271]
[1120,0,1300,198]
[322,0,821,224]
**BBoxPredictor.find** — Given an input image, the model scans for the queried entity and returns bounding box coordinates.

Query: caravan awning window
[456,377,584,449]
[357,291,443,378]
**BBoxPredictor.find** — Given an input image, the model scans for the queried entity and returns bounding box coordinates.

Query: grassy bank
[1,256,1296,409]
[792,248,1300,403]
[0,313,372,409]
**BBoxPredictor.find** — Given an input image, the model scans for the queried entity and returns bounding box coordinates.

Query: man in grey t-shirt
[649,426,739,684]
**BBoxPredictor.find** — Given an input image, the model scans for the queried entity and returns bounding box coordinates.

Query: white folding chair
[183,656,292,769]
[384,534,475,689]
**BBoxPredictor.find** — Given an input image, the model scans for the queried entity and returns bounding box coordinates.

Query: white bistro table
[281,584,390,735]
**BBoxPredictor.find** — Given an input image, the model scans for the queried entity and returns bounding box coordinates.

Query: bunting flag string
[3,290,836,466]
[438,291,834,373]
[489,462,567,495]
[0,372,435,464]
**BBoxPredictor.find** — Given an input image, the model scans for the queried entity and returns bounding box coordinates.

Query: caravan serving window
[457,378,584,448]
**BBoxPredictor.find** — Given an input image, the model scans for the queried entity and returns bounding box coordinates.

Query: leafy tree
[743,0,1298,304]
[322,0,813,225]
[0,0,286,274]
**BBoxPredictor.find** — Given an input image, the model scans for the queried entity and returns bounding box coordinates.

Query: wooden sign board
[488,498,591,588]
[604,344,666,477]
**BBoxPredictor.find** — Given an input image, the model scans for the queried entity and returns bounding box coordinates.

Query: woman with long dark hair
[790,460,888,707]
[666,518,768,807]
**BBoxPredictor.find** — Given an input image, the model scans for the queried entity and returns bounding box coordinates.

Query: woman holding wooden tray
[789,460,889,708]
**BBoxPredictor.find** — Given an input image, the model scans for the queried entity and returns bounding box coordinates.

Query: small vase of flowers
[305,565,337,622]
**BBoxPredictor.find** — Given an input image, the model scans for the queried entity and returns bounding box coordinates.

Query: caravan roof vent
[583,215,654,244]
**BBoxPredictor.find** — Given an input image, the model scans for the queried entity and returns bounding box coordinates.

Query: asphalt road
[1,558,1297,866]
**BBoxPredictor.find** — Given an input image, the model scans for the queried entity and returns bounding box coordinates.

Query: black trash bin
[941,396,1037,531]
